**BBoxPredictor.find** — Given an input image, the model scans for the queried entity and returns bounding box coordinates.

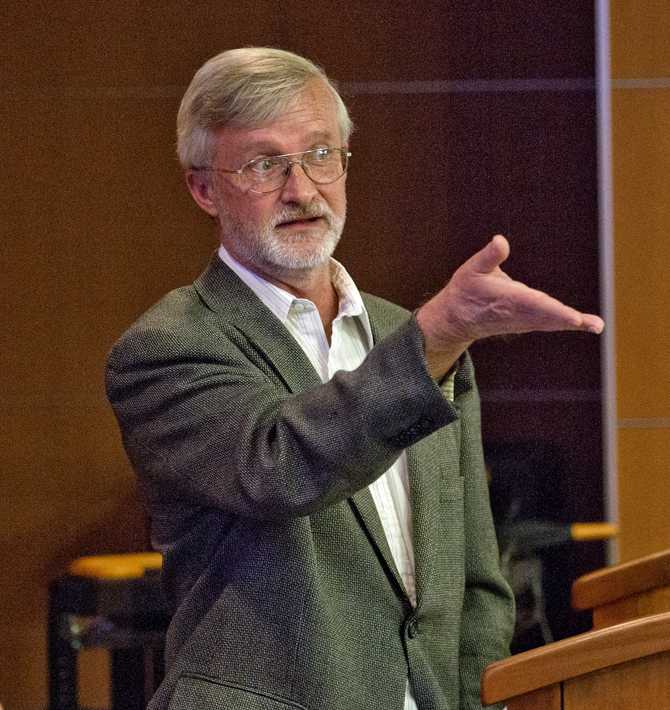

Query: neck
[268,263,340,342]
[229,253,340,340]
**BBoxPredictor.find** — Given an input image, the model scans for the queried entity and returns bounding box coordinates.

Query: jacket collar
[194,254,322,394]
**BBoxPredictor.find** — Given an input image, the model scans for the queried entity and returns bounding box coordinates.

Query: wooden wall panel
[611,0,670,76]
[612,90,670,419]
[611,2,670,562]
[618,429,670,561]
[277,2,595,81]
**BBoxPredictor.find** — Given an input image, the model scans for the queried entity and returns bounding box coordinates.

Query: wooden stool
[47,553,169,710]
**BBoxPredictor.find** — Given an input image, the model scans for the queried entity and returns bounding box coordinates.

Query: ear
[185,170,219,217]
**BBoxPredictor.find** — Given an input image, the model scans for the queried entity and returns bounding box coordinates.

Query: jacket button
[406,616,419,639]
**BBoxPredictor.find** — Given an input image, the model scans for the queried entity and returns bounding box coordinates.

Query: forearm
[107,315,459,519]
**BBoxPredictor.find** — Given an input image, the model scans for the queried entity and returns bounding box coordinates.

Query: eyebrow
[239,131,338,159]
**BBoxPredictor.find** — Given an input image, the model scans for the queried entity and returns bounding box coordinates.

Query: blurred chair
[48,552,169,710]
[497,519,617,650]
[485,439,616,651]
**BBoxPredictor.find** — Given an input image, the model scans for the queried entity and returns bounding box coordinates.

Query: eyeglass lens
[246,149,348,193]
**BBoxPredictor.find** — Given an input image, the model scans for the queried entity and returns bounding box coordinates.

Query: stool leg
[47,582,79,710]
[151,642,165,693]
[110,647,145,710]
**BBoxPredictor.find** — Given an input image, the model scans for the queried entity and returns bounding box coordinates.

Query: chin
[265,247,335,273]
[264,229,340,272]
[222,214,344,277]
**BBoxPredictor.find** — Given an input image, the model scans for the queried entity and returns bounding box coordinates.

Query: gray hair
[176,47,353,169]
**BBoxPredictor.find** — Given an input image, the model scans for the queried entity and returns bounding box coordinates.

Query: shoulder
[107,255,267,370]
[132,284,205,330]
[106,284,211,370]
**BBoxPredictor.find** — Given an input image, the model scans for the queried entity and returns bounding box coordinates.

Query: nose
[279,161,318,204]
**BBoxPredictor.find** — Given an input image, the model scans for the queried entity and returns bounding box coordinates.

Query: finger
[539,299,605,334]
[580,313,605,334]
[469,234,510,275]
[523,291,605,334]
[558,311,605,334]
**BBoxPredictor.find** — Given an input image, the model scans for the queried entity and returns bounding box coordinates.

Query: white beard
[220,202,345,275]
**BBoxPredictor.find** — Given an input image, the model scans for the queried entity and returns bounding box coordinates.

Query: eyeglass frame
[193,147,351,195]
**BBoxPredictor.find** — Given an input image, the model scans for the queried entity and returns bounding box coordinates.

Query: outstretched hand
[416,235,604,377]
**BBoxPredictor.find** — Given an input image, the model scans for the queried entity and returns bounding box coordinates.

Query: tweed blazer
[106,255,514,710]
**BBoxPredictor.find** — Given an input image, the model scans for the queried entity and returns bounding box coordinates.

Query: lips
[276,216,324,229]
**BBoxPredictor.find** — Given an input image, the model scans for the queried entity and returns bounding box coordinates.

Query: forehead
[214,79,342,161]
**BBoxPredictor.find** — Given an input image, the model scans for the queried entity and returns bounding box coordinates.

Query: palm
[419,235,603,349]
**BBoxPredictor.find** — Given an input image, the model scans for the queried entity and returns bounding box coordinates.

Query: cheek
[251,199,282,225]
[324,183,347,217]
[226,199,272,226]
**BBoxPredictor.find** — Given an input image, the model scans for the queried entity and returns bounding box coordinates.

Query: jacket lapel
[194,255,322,394]
[348,487,406,598]
[406,436,443,610]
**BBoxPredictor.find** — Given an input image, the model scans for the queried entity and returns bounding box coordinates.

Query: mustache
[272,203,331,226]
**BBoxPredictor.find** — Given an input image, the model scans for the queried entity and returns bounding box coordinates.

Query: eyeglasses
[196,147,351,194]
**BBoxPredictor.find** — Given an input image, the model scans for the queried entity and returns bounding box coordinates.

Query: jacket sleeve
[456,359,515,709]
[106,301,459,521]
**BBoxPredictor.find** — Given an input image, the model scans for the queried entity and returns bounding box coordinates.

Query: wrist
[415,307,471,379]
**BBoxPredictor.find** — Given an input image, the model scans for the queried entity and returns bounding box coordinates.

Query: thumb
[469,234,510,274]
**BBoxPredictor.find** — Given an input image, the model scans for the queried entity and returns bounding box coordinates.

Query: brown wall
[610,0,670,561]
[1,4,601,707]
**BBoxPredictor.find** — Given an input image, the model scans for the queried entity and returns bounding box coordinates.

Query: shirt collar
[329,258,367,320]
[217,244,369,329]
[218,244,294,323]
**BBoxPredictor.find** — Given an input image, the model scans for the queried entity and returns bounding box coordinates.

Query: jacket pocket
[168,674,308,710]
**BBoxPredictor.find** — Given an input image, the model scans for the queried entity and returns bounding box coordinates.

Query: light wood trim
[570,522,618,541]
[505,684,561,710]
[571,548,670,610]
[592,587,670,629]
[481,611,670,705]
[562,652,670,710]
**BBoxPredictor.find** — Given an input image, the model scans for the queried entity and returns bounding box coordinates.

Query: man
[106,48,603,710]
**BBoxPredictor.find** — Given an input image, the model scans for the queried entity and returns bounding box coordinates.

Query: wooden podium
[571,548,670,628]
[481,549,670,708]
[481,611,670,708]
